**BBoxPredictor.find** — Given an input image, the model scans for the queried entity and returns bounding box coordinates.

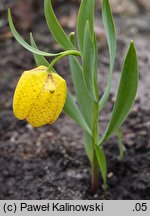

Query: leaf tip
[8,8,11,19]
[69,32,75,36]
[128,40,136,54]
[130,40,135,47]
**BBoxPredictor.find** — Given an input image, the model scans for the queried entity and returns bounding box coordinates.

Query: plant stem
[92,148,99,192]
[48,50,80,71]
[91,102,99,192]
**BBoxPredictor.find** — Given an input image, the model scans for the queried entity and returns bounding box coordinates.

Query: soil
[0,0,150,200]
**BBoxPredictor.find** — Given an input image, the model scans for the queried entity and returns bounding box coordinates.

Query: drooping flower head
[13,66,67,127]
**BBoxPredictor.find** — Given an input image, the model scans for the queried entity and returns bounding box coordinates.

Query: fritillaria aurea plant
[8,0,138,192]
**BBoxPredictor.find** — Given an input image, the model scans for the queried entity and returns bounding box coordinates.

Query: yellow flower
[13,65,67,127]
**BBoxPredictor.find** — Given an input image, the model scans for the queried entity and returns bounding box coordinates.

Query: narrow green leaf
[102,0,116,70]
[30,33,49,67]
[93,33,99,100]
[83,132,93,162]
[95,145,107,190]
[69,34,93,159]
[99,41,138,144]
[64,90,92,135]
[77,0,94,52]
[82,21,96,100]
[8,9,62,57]
[44,0,75,50]
[99,0,116,110]
[69,56,93,128]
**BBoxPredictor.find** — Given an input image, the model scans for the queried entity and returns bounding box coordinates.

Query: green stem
[92,148,99,192]
[91,102,99,192]
[48,50,80,71]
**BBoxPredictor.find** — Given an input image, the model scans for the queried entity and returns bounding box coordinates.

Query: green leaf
[82,21,96,100]
[99,41,138,144]
[83,132,93,162]
[95,145,107,190]
[64,90,92,135]
[93,33,99,100]
[44,0,75,50]
[99,0,116,110]
[69,33,94,158]
[8,9,62,57]
[69,56,93,128]
[77,0,94,52]
[30,33,49,67]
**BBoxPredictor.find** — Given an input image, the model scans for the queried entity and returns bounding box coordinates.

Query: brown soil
[0,0,150,199]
